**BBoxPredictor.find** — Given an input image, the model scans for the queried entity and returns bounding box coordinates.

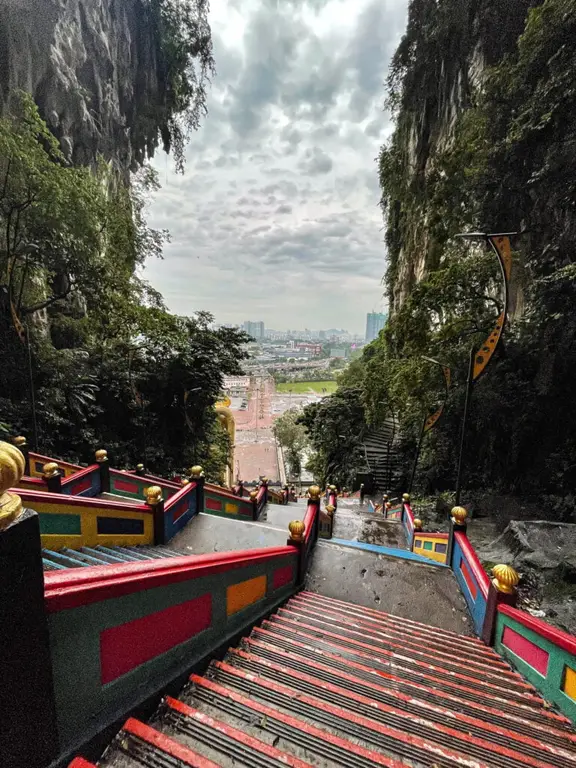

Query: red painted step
[163,696,314,767]
[242,634,576,742]
[273,607,521,683]
[283,600,511,670]
[227,646,575,768]
[187,673,412,768]
[69,760,97,768]
[264,614,540,705]
[298,590,487,645]
[289,593,500,660]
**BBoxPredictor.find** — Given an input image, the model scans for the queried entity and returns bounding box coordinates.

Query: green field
[276,381,338,394]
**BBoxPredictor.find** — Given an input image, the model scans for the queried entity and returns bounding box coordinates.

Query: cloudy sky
[144,0,408,334]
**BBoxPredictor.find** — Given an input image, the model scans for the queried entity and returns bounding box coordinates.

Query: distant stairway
[364,416,402,494]
[42,545,187,570]
[74,592,576,768]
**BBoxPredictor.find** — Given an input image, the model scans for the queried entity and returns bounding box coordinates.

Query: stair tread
[99,717,221,767]
[227,646,575,768]
[242,633,575,741]
[184,674,415,768]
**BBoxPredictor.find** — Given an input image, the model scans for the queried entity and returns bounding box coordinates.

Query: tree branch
[21,278,73,315]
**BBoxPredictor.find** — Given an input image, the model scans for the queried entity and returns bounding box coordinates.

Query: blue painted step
[42,545,186,571]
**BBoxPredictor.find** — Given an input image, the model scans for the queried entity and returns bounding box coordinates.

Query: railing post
[446,505,468,568]
[96,448,110,493]
[287,520,306,585]
[326,504,335,538]
[145,485,165,545]
[250,490,259,521]
[42,461,62,493]
[190,466,205,515]
[412,516,423,551]
[481,564,519,644]
[136,463,146,477]
[12,435,30,476]
[0,441,59,768]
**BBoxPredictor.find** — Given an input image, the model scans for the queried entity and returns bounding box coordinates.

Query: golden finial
[402,493,410,503]
[249,490,259,500]
[308,484,321,500]
[189,465,203,478]
[12,436,27,447]
[325,504,335,516]
[413,518,423,531]
[181,478,190,486]
[451,506,468,525]
[262,477,268,484]
[42,461,60,478]
[144,485,163,505]
[385,501,392,510]
[136,463,144,471]
[383,494,389,502]
[330,484,337,492]
[288,520,305,542]
[492,564,520,594]
[95,449,108,463]
[0,440,25,530]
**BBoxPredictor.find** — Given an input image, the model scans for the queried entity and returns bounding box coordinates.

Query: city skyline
[143,0,404,332]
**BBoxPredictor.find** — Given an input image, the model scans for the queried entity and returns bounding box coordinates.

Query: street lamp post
[453,232,516,504]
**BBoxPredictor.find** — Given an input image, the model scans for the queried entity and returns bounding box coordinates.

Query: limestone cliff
[382,0,537,312]
[0,0,168,173]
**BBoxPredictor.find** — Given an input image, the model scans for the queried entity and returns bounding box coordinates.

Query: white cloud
[144,0,408,332]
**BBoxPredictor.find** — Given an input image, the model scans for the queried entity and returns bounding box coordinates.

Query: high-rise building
[365,312,387,342]
[243,321,265,340]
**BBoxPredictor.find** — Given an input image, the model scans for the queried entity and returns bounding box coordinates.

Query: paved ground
[333,505,407,548]
[306,542,473,634]
[168,512,287,555]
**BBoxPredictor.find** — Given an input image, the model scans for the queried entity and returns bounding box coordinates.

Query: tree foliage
[272,408,309,479]
[0,94,249,481]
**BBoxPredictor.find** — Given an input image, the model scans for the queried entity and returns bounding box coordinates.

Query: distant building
[243,320,265,340]
[330,348,347,359]
[365,312,387,342]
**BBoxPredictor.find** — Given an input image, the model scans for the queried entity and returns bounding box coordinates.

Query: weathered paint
[60,466,101,498]
[412,533,449,564]
[20,488,154,550]
[227,574,267,616]
[452,532,489,635]
[496,605,576,722]
[107,469,179,501]
[329,537,446,565]
[203,487,253,519]
[120,718,221,768]
[45,547,298,751]
[100,593,212,684]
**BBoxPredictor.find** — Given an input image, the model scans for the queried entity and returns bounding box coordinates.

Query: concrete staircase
[363,416,402,494]
[42,545,187,570]
[72,592,576,768]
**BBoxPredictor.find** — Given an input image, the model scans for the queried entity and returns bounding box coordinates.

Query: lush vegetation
[301,0,576,513]
[0,95,249,482]
[272,409,309,480]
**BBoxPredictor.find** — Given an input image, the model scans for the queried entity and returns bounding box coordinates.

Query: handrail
[454,530,490,598]
[416,531,449,540]
[44,545,298,612]
[404,502,415,525]
[498,603,576,656]
[163,480,197,510]
[110,467,177,490]
[19,487,151,512]
[205,483,250,503]
[303,500,317,542]
[60,463,99,491]
[29,451,83,473]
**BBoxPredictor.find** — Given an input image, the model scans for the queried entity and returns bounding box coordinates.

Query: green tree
[273,408,309,480]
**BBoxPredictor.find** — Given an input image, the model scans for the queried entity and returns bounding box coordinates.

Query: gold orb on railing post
[413,518,423,531]
[189,465,203,479]
[42,462,60,479]
[12,436,27,448]
[181,478,190,486]
[492,564,520,594]
[95,449,108,463]
[144,486,163,506]
[451,506,468,527]
[325,503,335,516]
[308,485,321,500]
[288,520,305,542]
[249,490,259,501]
[402,493,410,504]
[0,440,25,530]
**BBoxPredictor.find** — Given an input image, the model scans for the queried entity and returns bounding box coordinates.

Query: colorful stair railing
[496,604,576,722]
[412,531,449,564]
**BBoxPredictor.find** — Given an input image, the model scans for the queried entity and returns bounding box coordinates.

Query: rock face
[386,0,536,312]
[0,0,165,173]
